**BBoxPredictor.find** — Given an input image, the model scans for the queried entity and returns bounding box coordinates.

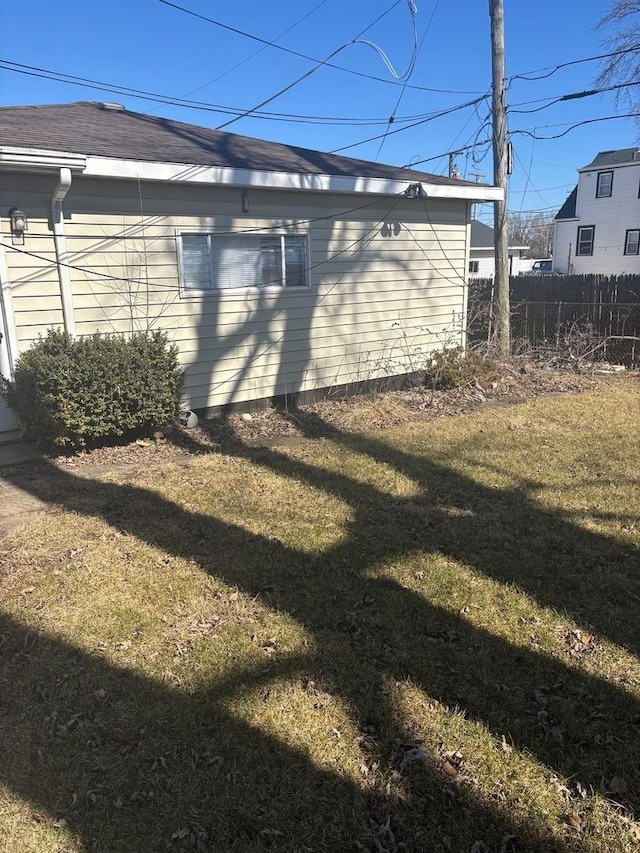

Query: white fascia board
[83,156,503,201]
[0,146,86,172]
[578,160,640,173]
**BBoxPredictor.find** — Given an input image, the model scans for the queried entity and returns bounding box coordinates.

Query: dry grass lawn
[0,375,638,852]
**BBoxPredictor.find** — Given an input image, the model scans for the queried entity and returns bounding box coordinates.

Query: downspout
[461,202,471,352]
[52,167,76,337]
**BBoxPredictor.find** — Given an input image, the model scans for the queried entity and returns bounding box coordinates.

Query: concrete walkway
[0,442,49,534]
[0,441,43,468]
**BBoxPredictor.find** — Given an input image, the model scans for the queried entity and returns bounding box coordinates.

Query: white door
[0,326,19,437]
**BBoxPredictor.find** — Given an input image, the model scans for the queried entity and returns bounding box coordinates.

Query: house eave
[81,156,504,201]
[578,159,640,173]
[0,146,87,172]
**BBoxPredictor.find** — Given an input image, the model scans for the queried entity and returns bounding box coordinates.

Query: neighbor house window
[180,233,308,291]
[596,171,613,198]
[624,229,640,255]
[576,225,595,256]
[468,260,479,274]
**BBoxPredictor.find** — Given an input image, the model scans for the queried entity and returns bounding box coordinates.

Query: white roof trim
[82,155,503,201]
[0,146,86,172]
[579,159,640,173]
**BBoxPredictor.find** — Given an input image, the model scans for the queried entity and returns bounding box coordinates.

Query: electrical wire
[147,0,333,112]
[0,59,476,127]
[508,44,640,83]
[154,0,481,95]
[374,0,441,162]
[0,58,456,127]
[330,94,489,154]
[215,0,419,130]
[509,80,640,115]
[0,193,411,290]
[511,112,640,140]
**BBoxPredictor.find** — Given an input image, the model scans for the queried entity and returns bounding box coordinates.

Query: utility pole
[489,0,510,356]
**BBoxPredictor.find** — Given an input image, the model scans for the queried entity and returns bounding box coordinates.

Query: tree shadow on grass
[1,419,639,851]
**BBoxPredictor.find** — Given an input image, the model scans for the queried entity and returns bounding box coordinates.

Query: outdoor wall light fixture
[8,208,27,245]
[242,190,250,213]
[404,183,425,199]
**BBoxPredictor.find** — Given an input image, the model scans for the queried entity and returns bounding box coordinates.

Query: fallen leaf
[564,811,582,830]
[441,758,459,778]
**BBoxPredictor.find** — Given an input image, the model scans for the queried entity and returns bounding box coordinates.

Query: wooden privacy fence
[467,274,640,366]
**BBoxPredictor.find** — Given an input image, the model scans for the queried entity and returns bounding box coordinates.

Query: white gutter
[82,156,504,202]
[52,168,76,337]
[0,146,86,172]
[0,238,18,379]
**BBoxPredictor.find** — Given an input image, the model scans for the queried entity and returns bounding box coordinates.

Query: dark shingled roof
[470,219,495,248]
[0,102,485,188]
[470,219,528,250]
[583,148,640,169]
[555,186,577,220]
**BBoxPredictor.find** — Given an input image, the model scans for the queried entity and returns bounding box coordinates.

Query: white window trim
[177,228,311,296]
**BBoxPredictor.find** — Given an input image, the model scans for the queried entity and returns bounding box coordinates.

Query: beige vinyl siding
[0,173,67,344]
[2,173,469,409]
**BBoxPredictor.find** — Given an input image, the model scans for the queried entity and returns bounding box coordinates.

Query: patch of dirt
[49,365,618,468]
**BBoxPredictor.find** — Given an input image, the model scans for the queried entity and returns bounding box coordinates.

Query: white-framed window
[179,232,309,292]
[468,260,479,274]
[596,171,613,198]
[576,225,595,256]
[624,229,640,255]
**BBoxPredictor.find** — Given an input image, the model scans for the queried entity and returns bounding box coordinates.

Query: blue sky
[1,1,635,222]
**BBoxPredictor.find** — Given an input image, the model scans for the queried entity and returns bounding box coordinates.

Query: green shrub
[425,347,499,390]
[1,329,184,449]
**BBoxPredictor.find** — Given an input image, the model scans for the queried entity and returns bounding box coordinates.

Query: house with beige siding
[554,148,640,274]
[0,102,501,441]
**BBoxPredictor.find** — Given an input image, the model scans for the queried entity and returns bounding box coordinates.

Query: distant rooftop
[581,148,640,170]
[470,219,528,250]
[555,186,577,220]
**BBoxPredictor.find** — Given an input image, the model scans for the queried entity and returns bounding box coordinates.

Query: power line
[511,112,640,140]
[147,0,333,111]
[0,193,408,291]
[215,0,419,130]
[374,0,441,162]
[330,94,489,154]
[154,0,482,95]
[508,43,640,83]
[0,58,460,127]
[401,136,492,170]
[509,79,640,115]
